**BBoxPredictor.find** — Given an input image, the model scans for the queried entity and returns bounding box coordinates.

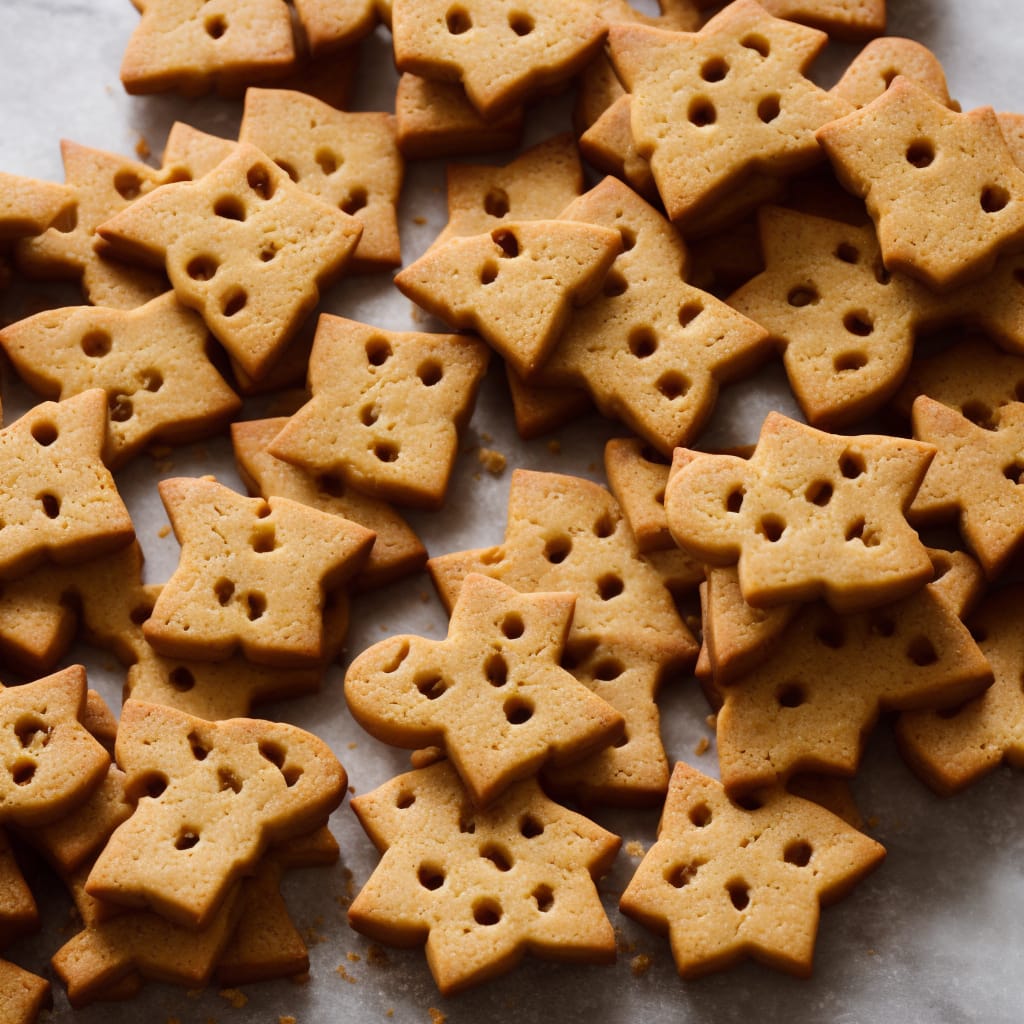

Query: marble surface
[1,1,1023,1021]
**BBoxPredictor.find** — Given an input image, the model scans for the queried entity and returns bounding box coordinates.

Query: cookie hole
[214,196,246,221]
[484,187,509,218]
[613,729,629,749]
[81,329,112,357]
[593,657,624,681]
[30,421,58,446]
[629,326,657,358]
[140,771,168,799]
[169,667,195,692]
[446,5,471,33]
[777,682,805,708]
[53,205,77,233]
[1004,462,1024,485]
[843,311,874,336]
[15,716,49,749]
[246,591,267,621]
[485,653,508,687]
[214,578,235,606]
[619,226,636,252]
[360,404,379,426]
[532,885,554,912]
[805,480,833,506]
[187,730,209,761]
[374,441,399,463]
[315,148,340,175]
[417,360,443,386]
[961,400,995,429]
[757,95,781,123]
[418,864,445,890]
[655,487,666,506]
[727,881,750,911]
[543,535,572,564]
[129,602,154,626]
[255,501,271,519]
[415,672,447,700]
[689,802,712,827]
[259,740,286,770]
[597,573,624,600]
[508,11,533,35]
[362,337,393,368]
[246,164,275,200]
[875,262,892,285]
[222,289,248,318]
[109,393,133,422]
[205,14,226,38]
[688,97,716,127]
[741,32,770,56]
[757,514,785,543]
[480,844,512,871]
[504,697,533,725]
[701,56,728,82]
[175,829,200,851]
[396,790,416,809]
[218,767,242,794]
[871,614,896,638]
[114,170,143,200]
[11,760,35,786]
[39,493,60,519]
[341,188,368,215]
[317,473,345,497]
[907,635,938,666]
[275,160,298,182]
[834,350,868,372]
[981,185,1010,213]
[520,815,544,838]
[815,617,845,648]
[251,525,276,553]
[835,242,860,264]
[459,808,475,833]
[787,285,819,307]
[260,245,277,263]
[384,641,410,674]
[657,371,690,401]
[666,861,703,888]
[500,612,524,640]
[480,260,499,285]
[784,840,813,867]
[840,451,865,478]
[846,519,880,546]
[141,369,163,392]
[603,271,628,297]
[283,765,302,787]
[906,140,934,168]
[726,486,745,513]
[186,255,218,281]
[473,899,502,927]
[492,228,519,258]
[593,514,615,538]
[679,301,703,327]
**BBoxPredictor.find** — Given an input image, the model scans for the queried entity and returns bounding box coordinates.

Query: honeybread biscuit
[143,476,373,666]
[240,89,403,272]
[345,573,624,807]
[15,140,169,309]
[391,0,607,119]
[95,143,363,380]
[0,172,74,240]
[268,316,490,509]
[85,700,348,927]
[348,759,620,995]
[665,411,935,612]
[0,292,241,469]
[232,416,426,589]
[0,666,110,829]
[0,390,135,580]
[608,0,852,227]
[619,761,885,978]
[120,0,296,97]
[817,76,1024,291]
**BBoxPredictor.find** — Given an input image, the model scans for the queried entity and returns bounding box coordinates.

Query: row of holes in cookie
[445,6,533,36]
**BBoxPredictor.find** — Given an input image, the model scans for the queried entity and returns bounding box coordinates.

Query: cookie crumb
[477,447,507,475]
[368,944,390,968]
[136,135,151,159]
[706,713,718,730]
[428,1010,447,1024]
[631,953,654,977]
[625,840,645,858]
[335,964,357,984]
[413,216,427,225]
[694,736,710,756]
[158,525,171,539]
[386,1011,394,1019]
[410,746,445,769]
[279,1017,298,1024]
[219,988,248,1008]
[348,741,358,750]
[614,927,636,955]
[347,952,361,963]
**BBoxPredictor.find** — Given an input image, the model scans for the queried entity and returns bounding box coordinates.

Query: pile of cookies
[2,0,1024,1017]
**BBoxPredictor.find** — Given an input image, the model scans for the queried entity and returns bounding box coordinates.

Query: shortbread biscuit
[0,960,49,1024]
[0,172,74,240]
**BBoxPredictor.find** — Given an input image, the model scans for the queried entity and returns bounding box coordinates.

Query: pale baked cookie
[346,573,624,806]
[505,368,593,440]
[391,0,607,118]
[96,143,363,380]
[395,219,622,379]
[240,89,403,272]
[120,0,296,97]
[579,94,659,202]
[533,177,772,455]
[85,701,347,928]
[620,762,885,978]
[603,437,674,552]
[267,317,489,509]
[831,36,953,109]
[608,0,851,227]
[0,172,73,240]
[160,121,237,181]
[0,292,241,469]
[348,760,619,994]
[15,140,168,309]
[757,0,884,40]
[143,476,373,666]
[665,411,935,612]
[292,0,391,54]
[817,76,1024,291]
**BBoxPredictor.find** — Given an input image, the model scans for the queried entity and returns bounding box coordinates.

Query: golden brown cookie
[758,0,884,40]
[348,760,619,995]
[0,172,73,240]
[0,831,38,946]
[292,0,390,54]
[831,36,953,109]
[0,960,49,1024]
